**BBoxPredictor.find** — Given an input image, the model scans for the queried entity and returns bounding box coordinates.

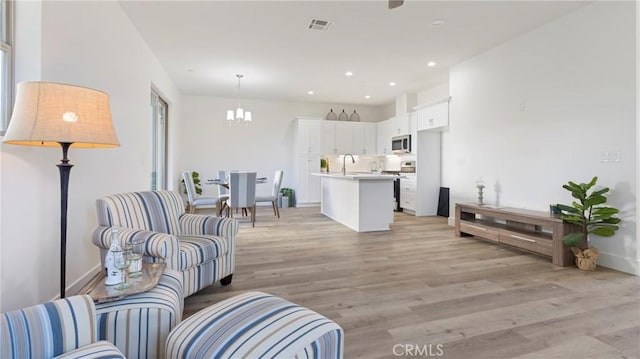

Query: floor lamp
[2,82,120,298]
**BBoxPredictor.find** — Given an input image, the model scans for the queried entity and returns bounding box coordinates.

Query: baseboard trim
[51,264,102,301]
[596,251,640,275]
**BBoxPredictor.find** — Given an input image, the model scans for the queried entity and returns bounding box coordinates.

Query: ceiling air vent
[308,19,331,31]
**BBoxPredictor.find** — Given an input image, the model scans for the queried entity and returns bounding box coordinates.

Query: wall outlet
[600,151,621,163]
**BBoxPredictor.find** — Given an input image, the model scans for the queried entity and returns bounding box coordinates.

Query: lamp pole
[57,142,73,298]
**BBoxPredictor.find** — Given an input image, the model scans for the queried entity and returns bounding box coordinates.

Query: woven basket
[574,247,600,271]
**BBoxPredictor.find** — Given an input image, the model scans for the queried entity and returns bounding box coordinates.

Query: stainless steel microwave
[392,135,411,154]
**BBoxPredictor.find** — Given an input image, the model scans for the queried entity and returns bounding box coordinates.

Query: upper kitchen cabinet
[416,97,451,132]
[322,121,376,155]
[376,119,393,155]
[390,114,410,136]
[352,123,377,155]
[296,117,322,154]
[376,114,411,155]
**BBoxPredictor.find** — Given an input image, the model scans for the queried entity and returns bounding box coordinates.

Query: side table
[82,262,166,303]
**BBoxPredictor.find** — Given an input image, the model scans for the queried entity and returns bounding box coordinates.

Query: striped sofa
[1,295,126,359]
[92,190,238,297]
[166,292,344,359]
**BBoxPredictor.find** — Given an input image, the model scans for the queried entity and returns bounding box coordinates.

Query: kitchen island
[313,173,397,232]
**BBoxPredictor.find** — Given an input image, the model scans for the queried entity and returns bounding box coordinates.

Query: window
[0,0,13,134]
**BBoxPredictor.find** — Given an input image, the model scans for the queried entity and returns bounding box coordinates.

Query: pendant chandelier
[226,74,252,123]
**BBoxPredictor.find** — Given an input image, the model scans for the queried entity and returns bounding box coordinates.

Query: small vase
[326,109,338,121]
[349,110,360,122]
[338,109,349,121]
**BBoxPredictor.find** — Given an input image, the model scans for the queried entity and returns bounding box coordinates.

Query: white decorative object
[349,110,360,122]
[476,177,485,205]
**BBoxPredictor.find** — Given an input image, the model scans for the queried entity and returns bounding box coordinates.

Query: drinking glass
[113,248,131,290]
[128,238,145,278]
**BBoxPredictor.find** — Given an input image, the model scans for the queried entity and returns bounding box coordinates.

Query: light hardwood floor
[185,206,640,359]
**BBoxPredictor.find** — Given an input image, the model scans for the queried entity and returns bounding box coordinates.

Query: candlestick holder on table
[476,178,485,205]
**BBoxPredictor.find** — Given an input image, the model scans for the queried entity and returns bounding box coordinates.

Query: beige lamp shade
[2,82,120,148]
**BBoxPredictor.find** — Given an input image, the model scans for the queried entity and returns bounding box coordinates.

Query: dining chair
[183,171,218,213]
[215,170,230,214]
[255,170,284,218]
[227,172,257,227]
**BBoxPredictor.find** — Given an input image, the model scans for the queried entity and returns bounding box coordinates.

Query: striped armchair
[92,190,238,297]
[1,295,125,359]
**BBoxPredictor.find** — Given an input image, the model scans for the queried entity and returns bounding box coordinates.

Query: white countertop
[312,172,400,180]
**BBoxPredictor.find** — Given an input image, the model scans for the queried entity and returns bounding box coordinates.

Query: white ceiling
[119,1,590,106]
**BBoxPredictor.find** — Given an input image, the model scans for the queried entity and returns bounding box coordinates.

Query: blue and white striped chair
[1,295,125,359]
[92,190,238,297]
[166,291,344,358]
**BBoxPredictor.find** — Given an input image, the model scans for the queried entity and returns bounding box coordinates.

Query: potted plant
[556,176,621,270]
[320,158,328,172]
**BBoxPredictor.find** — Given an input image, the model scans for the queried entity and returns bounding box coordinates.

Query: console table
[455,203,580,266]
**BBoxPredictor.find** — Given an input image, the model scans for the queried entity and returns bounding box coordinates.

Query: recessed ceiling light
[432,18,445,27]
[345,71,354,77]
[389,82,396,87]
[307,90,314,95]
[364,95,371,99]
[427,61,437,67]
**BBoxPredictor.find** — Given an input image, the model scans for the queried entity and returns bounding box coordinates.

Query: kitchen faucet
[342,153,355,175]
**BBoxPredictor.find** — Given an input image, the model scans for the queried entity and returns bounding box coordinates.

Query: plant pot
[573,247,600,271]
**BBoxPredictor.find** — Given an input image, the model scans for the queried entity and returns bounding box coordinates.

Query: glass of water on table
[128,238,145,278]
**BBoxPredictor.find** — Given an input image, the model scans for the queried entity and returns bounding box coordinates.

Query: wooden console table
[455,203,579,266]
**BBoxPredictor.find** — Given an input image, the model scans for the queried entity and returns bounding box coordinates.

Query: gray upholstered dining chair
[183,171,218,213]
[256,170,284,218]
[226,171,257,227]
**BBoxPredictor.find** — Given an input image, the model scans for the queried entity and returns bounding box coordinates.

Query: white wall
[0,1,181,311]
[178,95,386,198]
[443,2,638,274]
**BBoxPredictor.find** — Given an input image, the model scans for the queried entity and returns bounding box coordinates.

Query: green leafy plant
[320,158,327,169]
[181,171,202,195]
[557,176,621,248]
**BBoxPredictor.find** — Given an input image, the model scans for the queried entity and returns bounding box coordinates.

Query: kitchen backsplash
[323,154,412,172]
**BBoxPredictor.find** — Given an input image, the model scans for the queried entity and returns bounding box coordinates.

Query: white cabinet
[351,122,377,155]
[400,175,417,213]
[296,118,322,154]
[296,154,321,205]
[376,119,393,155]
[390,114,410,136]
[321,121,376,155]
[362,123,377,155]
[417,99,449,131]
[335,122,354,154]
[321,121,337,154]
[295,118,322,206]
[322,121,353,155]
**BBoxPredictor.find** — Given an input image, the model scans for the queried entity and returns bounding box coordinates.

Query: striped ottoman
[165,292,344,359]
